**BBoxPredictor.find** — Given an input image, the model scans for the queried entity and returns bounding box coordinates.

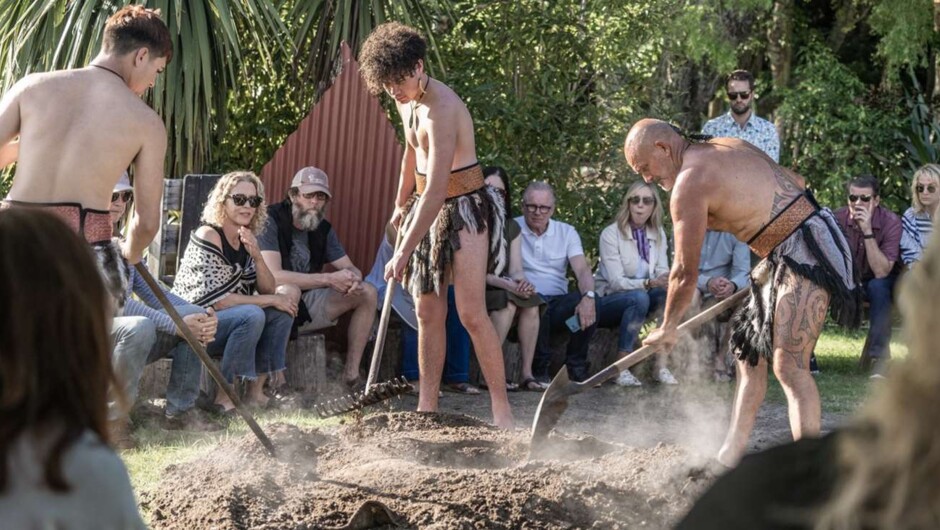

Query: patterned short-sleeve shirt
[702,112,780,162]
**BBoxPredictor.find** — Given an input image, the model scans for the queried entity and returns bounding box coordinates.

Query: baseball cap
[291,167,332,198]
[113,171,133,192]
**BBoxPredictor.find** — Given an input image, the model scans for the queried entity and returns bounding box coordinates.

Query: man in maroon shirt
[833,175,901,378]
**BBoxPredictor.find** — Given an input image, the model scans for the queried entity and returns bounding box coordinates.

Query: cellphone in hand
[565,314,581,333]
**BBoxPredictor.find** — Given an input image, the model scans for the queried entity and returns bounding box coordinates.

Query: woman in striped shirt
[900,164,940,268]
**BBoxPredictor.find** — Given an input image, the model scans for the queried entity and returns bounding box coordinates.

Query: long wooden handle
[583,288,749,388]
[364,227,405,392]
[134,263,276,457]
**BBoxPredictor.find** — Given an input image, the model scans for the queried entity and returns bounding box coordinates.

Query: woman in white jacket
[595,181,675,386]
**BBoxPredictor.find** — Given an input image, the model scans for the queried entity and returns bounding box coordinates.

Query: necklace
[408,74,430,131]
[91,63,126,83]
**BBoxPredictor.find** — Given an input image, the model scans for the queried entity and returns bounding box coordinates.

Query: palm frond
[0,0,286,176]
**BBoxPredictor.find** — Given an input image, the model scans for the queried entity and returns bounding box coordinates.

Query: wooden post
[285,333,327,396]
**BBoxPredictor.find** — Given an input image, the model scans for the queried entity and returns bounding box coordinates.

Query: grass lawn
[763,324,906,415]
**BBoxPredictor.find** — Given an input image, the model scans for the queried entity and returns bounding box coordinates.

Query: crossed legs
[717,270,829,466]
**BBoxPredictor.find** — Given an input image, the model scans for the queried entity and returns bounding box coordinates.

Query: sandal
[443,382,481,395]
[520,377,548,392]
[479,380,520,392]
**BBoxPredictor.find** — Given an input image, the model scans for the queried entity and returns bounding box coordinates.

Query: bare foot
[493,412,514,430]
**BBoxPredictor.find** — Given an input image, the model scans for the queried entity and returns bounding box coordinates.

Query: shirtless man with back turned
[359,22,513,428]
[624,119,860,466]
[0,5,171,263]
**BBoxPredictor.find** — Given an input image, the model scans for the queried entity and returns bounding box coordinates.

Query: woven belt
[747,193,818,259]
[1,200,113,245]
[414,164,485,198]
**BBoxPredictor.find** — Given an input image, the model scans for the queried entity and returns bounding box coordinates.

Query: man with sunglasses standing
[833,175,902,378]
[702,70,779,163]
[259,166,378,390]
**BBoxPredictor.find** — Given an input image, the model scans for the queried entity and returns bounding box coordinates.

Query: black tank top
[209,225,248,268]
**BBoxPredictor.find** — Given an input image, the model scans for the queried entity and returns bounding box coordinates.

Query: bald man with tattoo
[624,119,860,466]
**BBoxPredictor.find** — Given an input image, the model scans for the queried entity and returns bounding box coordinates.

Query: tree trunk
[766,0,793,144]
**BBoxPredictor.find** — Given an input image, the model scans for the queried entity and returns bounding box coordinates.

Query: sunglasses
[848,194,873,203]
[727,91,751,100]
[524,203,553,214]
[300,191,330,201]
[111,190,133,203]
[228,194,263,208]
[628,196,655,206]
[916,184,937,194]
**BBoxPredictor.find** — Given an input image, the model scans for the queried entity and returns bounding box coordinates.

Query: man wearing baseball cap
[258,166,377,389]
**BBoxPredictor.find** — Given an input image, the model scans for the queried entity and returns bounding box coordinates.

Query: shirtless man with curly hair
[359,22,513,428]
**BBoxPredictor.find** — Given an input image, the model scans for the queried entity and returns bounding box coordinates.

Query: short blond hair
[200,171,268,234]
[911,163,940,214]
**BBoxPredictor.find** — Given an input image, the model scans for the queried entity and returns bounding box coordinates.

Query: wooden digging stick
[134,263,277,457]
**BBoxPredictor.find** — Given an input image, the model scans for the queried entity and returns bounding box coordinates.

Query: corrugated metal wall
[260,43,403,274]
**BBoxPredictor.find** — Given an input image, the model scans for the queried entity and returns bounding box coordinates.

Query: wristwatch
[643,279,650,289]
[583,290,596,299]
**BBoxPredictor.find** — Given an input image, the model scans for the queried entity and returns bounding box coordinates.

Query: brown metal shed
[259,42,402,274]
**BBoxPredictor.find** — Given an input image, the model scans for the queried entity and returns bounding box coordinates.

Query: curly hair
[358,22,427,95]
[201,171,268,234]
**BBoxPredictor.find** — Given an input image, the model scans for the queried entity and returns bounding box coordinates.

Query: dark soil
[141,411,722,529]
[142,368,846,530]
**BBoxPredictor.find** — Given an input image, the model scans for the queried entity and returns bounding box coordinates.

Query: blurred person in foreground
[678,227,940,530]
[0,208,145,528]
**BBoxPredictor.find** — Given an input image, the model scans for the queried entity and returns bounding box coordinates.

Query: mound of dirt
[141,412,719,529]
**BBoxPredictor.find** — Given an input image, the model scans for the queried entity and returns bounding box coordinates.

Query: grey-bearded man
[259,166,377,389]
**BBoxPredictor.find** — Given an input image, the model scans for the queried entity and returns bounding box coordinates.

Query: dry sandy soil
[141,380,845,529]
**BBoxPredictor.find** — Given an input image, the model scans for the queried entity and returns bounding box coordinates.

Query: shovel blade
[529,367,576,454]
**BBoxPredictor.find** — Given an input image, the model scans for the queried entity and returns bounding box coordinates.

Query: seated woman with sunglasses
[595,182,674,386]
[172,171,297,412]
[901,163,940,269]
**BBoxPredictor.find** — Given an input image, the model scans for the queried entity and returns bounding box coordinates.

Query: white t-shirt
[516,216,585,296]
[0,429,146,530]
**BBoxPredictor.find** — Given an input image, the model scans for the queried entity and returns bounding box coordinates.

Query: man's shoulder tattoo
[769,163,801,218]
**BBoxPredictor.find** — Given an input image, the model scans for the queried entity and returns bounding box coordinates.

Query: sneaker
[614,370,643,387]
[869,358,889,380]
[108,419,136,451]
[653,367,679,385]
[163,408,224,432]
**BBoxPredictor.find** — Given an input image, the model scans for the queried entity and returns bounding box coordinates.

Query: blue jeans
[207,305,293,380]
[597,287,667,352]
[535,292,599,382]
[401,287,471,384]
[864,274,898,359]
[109,304,209,417]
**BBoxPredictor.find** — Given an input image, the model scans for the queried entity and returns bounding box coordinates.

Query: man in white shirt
[517,182,598,383]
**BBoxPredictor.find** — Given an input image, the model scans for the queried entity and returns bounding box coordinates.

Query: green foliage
[0,0,286,177]
[868,0,935,79]
[432,0,675,262]
[899,87,940,172]
[776,42,908,213]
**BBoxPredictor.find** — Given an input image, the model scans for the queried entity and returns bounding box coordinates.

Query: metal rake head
[309,377,412,418]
